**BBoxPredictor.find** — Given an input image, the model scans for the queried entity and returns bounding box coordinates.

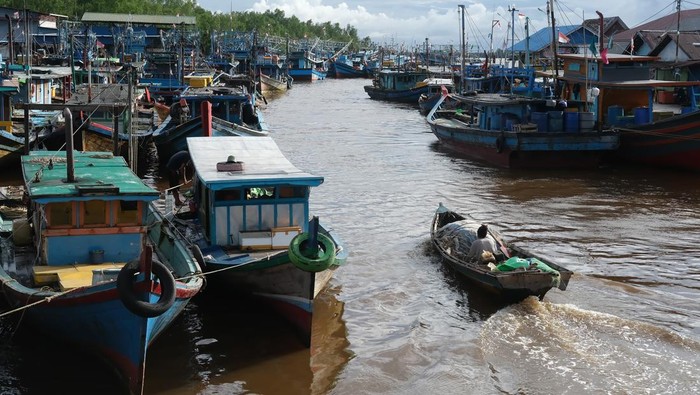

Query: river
[1,78,699,394]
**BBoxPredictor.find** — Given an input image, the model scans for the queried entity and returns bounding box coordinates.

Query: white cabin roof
[186,136,323,190]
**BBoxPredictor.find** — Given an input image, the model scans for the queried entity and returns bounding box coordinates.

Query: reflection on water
[144,285,351,395]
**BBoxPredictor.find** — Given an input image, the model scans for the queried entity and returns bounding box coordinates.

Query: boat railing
[426,91,449,124]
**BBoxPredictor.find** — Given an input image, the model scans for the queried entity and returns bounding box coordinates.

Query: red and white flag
[558,31,570,44]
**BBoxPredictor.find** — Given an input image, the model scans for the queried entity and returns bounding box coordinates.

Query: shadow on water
[144,285,351,395]
[0,299,125,395]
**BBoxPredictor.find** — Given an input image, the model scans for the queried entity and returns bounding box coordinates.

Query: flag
[518,13,526,19]
[607,32,615,49]
[558,31,570,44]
[601,48,609,64]
[589,41,598,57]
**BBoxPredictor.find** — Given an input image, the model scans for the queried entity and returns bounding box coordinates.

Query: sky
[195,0,681,51]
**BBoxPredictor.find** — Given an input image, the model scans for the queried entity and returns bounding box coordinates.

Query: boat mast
[23,5,31,154]
[549,0,559,97]
[675,0,681,64]
[508,5,518,69]
[459,4,466,94]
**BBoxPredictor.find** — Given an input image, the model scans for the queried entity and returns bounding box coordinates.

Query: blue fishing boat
[151,72,267,164]
[287,50,327,81]
[164,136,347,345]
[0,119,204,394]
[427,92,620,169]
[364,69,433,104]
[418,78,455,115]
[333,54,367,78]
[152,99,268,164]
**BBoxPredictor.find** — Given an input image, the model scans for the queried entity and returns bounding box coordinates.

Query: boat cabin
[179,84,257,127]
[556,53,700,126]
[186,136,323,249]
[22,151,158,266]
[372,69,431,90]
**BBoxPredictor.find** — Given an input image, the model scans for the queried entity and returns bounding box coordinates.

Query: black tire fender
[117,259,176,317]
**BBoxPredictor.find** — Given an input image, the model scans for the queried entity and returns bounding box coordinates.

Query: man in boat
[466,224,497,262]
[166,150,192,206]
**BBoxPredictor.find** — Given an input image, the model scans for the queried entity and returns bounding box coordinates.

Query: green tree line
[0,0,373,52]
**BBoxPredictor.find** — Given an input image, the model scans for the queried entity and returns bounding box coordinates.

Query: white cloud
[195,0,674,49]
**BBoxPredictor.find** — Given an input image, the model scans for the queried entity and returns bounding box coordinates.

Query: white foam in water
[480,299,700,394]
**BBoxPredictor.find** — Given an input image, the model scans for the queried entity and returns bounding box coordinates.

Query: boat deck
[33,262,125,290]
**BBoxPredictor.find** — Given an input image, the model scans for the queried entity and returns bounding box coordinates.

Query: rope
[0,281,86,319]
[616,127,700,141]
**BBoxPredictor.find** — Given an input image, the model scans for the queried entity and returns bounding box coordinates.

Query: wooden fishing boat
[162,136,347,345]
[553,52,700,171]
[418,78,455,115]
[427,92,620,169]
[287,50,327,81]
[0,120,204,394]
[430,203,572,301]
[333,54,368,78]
[152,99,268,165]
[364,69,432,104]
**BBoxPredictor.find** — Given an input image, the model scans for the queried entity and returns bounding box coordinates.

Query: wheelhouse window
[215,189,242,201]
[278,186,307,199]
[115,200,140,225]
[245,187,274,200]
[83,200,107,227]
[47,202,73,227]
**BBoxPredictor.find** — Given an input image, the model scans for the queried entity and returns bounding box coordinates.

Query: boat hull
[614,111,700,171]
[0,270,200,395]
[288,69,327,81]
[430,120,619,169]
[197,224,346,344]
[333,61,366,78]
[364,85,430,104]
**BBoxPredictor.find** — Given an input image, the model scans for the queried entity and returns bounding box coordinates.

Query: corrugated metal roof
[81,12,196,25]
[22,151,158,201]
[614,9,700,42]
[512,25,597,52]
[186,136,323,190]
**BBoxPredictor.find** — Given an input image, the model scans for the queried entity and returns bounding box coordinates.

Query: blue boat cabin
[22,151,159,266]
[186,136,323,250]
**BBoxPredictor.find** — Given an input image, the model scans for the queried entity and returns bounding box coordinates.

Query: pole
[459,5,466,94]
[549,0,559,97]
[675,0,681,64]
[525,17,530,69]
[489,19,498,62]
[23,5,30,154]
[508,5,518,69]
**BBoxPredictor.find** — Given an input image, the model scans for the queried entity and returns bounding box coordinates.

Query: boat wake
[480,298,700,394]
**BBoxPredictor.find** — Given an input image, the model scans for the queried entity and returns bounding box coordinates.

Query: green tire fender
[288,232,336,272]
